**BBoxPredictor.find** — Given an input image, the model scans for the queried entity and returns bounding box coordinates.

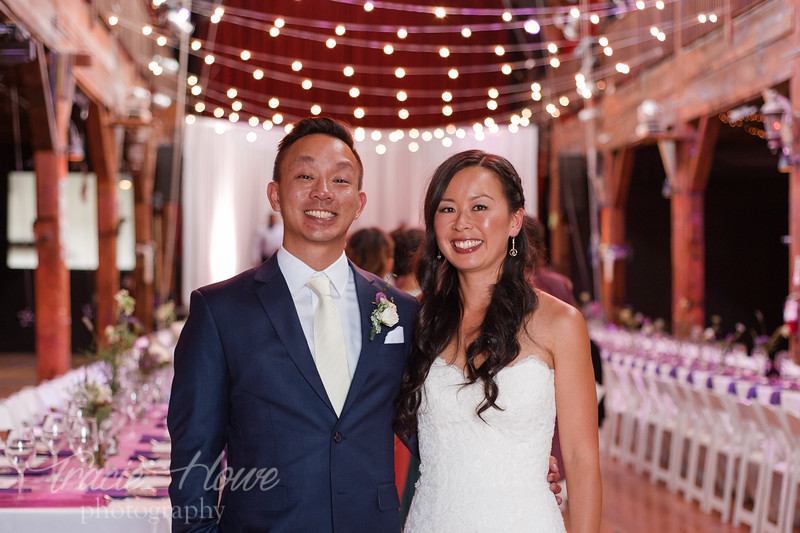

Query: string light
[112,0,723,141]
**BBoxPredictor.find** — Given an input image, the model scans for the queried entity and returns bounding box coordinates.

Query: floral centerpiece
[70,378,113,467]
[136,336,173,377]
[82,289,141,396]
[73,380,113,428]
[155,300,177,331]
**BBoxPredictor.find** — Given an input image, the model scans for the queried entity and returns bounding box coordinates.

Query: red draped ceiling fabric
[191,0,551,130]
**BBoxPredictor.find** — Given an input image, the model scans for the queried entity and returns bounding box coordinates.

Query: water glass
[5,427,35,495]
[41,413,69,474]
[68,416,99,467]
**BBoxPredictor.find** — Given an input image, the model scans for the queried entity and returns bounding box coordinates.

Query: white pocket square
[383,326,404,344]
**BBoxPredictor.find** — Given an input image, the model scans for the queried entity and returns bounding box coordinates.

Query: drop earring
[436,250,442,260]
[509,237,518,257]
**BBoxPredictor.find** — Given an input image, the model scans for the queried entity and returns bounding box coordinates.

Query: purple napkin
[87,488,169,499]
[0,466,53,477]
[771,391,781,405]
[139,434,170,444]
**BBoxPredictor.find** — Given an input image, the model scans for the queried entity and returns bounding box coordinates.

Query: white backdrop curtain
[181,117,537,304]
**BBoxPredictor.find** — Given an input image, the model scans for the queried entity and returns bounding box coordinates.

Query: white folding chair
[605,359,642,467]
[779,408,800,532]
[672,380,712,507]
[700,388,744,522]
[647,374,679,488]
[732,400,774,532]
[756,405,794,533]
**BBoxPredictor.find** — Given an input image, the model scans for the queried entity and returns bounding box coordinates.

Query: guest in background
[389,226,423,297]
[251,212,284,265]
[345,226,395,280]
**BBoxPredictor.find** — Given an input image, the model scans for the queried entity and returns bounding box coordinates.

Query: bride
[395,150,601,532]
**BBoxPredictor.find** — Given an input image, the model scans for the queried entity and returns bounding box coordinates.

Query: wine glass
[68,416,98,467]
[41,413,69,475]
[5,427,35,496]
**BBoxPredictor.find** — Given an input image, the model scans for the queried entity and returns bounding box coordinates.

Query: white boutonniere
[370,292,399,340]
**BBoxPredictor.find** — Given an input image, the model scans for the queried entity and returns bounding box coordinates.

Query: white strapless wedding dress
[404,355,566,533]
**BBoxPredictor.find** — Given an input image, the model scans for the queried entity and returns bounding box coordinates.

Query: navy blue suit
[168,255,418,532]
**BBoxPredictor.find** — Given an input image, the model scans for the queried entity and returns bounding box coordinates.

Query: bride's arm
[552,304,602,533]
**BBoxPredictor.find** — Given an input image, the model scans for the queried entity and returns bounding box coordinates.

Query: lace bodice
[404,355,566,533]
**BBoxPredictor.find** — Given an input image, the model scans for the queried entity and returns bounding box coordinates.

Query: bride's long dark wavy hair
[394,150,538,440]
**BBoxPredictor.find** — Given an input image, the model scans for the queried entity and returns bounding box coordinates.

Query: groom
[168,116,419,532]
[168,117,559,532]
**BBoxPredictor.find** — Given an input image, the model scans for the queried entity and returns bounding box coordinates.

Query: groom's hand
[547,456,562,506]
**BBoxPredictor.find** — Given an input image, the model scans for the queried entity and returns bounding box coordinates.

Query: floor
[0,352,795,531]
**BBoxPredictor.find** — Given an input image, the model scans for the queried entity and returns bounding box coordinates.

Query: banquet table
[589,322,800,413]
[0,325,183,533]
[0,405,173,533]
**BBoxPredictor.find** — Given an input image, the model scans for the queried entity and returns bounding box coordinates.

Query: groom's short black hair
[272,116,364,189]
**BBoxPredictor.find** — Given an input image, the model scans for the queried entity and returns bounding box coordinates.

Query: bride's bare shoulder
[527,290,586,340]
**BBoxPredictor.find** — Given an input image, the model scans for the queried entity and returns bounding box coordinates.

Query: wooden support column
[33,152,70,380]
[130,127,156,331]
[669,117,719,338]
[86,102,119,346]
[548,150,571,274]
[23,49,74,380]
[599,148,634,322]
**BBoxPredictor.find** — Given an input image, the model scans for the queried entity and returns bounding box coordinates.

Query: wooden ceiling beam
[592,0,795,152]
[1,0,154,116]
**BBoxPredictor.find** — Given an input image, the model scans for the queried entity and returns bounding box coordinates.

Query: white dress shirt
[277,246,363,378]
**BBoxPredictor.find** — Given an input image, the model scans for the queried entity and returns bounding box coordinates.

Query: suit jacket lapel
[254,257,335,413]
[340,264,386,416]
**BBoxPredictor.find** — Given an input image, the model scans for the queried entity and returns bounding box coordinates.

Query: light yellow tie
[306,275,351,416]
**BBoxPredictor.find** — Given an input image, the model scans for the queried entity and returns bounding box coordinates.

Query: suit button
[333,432,343,443]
